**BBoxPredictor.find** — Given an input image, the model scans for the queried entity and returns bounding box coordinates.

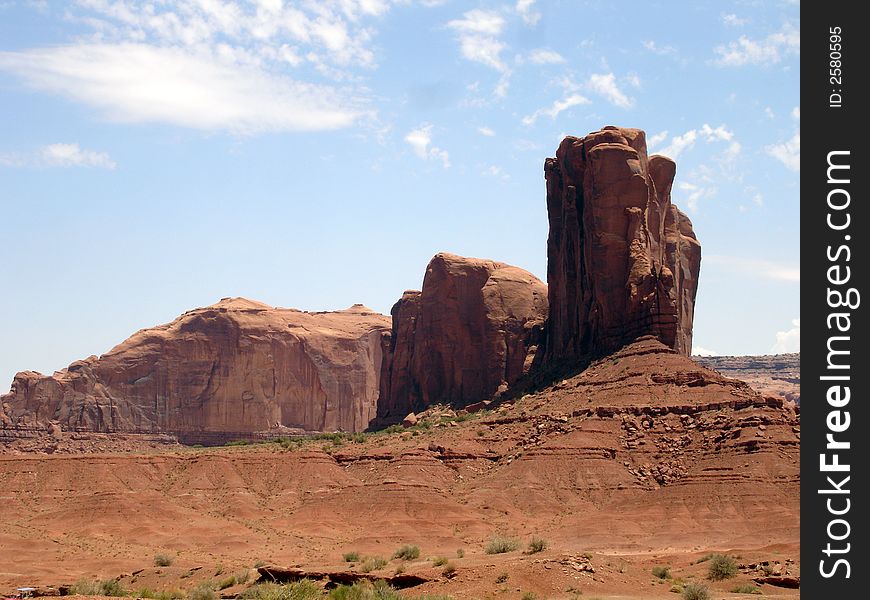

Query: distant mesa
[1,126,700,437]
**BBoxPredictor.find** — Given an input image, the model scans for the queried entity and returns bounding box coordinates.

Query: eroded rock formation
[539,126,700,368]
[1,298,390,433]
[378,253,547,420]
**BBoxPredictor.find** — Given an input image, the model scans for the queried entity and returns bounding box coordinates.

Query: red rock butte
[2,126,699,436]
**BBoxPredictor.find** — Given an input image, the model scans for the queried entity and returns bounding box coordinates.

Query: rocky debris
[1,298,390,434]
[537,127,700,371]
[257,565,430,588]
[378,253,547,420]
[695,353,800,405]
[401,413,418,428]
[753,575,800,588]
[559,554,595,574]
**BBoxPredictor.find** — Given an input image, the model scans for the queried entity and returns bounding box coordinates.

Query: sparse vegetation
[681,582,710,600]
[431,556,449,566]
[241,581,321,600]
[343,551,361,562]
[155,590,185,600]
[521,593,537,600]
[730,584,762,594]
[253,560,267,568]
[694,553,713,564]
[441,563,456,577]
[484,535,520,554]
[652,565,671,579]
[581,552,594,560]
[224,440,248,446]
[495,572,509,584]
[154,553,174,567]
[669,585,683,594]
[391,544,420,560]
[188,583,217,600]
[455,549,464,558]
[525,537,547,554]
[360,556,388,572]
[70,578,127,597]
[707,553,738,581]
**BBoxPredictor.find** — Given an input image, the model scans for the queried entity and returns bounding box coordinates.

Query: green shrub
[155,590,184,600]
[342,551,360,563]
[730,584,762,594]
[253,560,267,568]
[484,535,520,554]
[431,556,449,566]
[154,553,174,567]
[681,582,710,600]
[526,537,547,554]
[70,579,128,597]
[652,565,671,579]
[382,425,403,434]
[328,580,402,600]
[707,554,738,580]
[188,583,217,600]
[441,563,456,577]
[136,588,157,599]
[240,581,321,600]
[360,556,387,573]
[391,544,420,560]
[218,576,237,590]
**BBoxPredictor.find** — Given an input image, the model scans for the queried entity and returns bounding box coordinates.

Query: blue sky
[0,0,800,390]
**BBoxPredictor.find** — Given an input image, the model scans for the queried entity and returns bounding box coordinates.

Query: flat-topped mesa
[539,126,701,367]
[378,253,548,420]
[1,299,391,434]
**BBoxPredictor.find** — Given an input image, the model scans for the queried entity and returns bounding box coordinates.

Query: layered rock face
[1,298,390,434]
[540,126,700,367]
[378,253,547,420]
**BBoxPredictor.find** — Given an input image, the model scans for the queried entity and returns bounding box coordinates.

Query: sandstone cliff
[1,298,390,434]
[539,126,700,368]
[378,253,547,420]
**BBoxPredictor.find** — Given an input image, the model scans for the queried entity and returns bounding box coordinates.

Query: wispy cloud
[405,124,450,168]
[0,1,388,134]
[721,13,748,27]
[447,9,508,72]
[515,0,540,26]
[705,255,800,282]
[587,72,633,108]
[653,124,736,159]
[692,345,719,356]
[642,40,677,56]
[0,44,366,134]
[526,48,564,64]
[766,105,800,171]
[477,126,496,137]
[522,94,590,126]
[713,22,800,66]
[1,143,116,169]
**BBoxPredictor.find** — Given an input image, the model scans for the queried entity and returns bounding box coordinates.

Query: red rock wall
[378,253,547,420]
[1,299,391,433]
[539,127,700,365]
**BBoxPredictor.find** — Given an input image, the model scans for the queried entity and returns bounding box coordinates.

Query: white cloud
[642,40,677,56]
[721,13,748,27]
[692,346,719,356]
[0,1,389,134]
[705,255,800,283]
[676,181,709,213]
[482,164,509,180]
[1,143,116,169]
[772,319,800,353]
[647,130,669,149]
[764,106,775,118]
[767,107,800,171]
[527,48,564,64]
[587,72,633,108]
[477,126,495,137]
[767,132,800,171]
[447,9,508,72]
[655,124,736,159]
[515,0,540,26]
[657,130,698,159]
[404,124,450,168]
[0,44,365,133]
[522,93,590,126]
[714,22,800,66]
